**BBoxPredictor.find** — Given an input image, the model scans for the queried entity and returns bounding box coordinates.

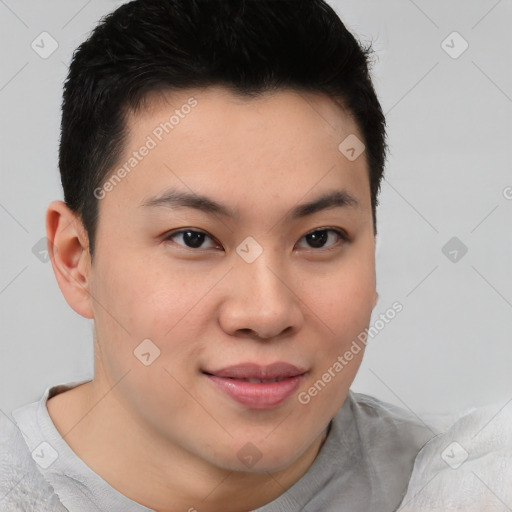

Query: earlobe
[46,200,94,319]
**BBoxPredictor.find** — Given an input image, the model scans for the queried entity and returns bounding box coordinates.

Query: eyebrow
[141,187,359,220]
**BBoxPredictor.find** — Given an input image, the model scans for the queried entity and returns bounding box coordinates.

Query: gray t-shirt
[0,380,434,511]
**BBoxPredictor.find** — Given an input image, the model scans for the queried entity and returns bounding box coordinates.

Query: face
[87,86,377,473]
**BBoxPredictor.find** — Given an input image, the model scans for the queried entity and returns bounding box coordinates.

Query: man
[1,1,508,511]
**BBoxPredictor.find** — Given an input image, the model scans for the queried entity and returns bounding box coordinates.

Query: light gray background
[1,0,511,418]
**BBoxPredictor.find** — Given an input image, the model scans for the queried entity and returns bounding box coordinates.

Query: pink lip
[203,362,307,410]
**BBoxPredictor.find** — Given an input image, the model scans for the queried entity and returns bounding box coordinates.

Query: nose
[218,253,304,341]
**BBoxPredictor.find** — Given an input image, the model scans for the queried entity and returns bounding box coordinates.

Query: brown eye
[296,228,348,250]
[164,229,221,250]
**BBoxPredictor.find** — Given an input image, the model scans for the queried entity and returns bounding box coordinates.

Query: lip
[203,362,307,410]
[204,362,306,380]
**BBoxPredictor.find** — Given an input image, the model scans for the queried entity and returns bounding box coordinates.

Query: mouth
[202,362,307,409]
[203,375,291,383]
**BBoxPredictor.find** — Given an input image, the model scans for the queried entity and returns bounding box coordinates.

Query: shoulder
[398,401,512,511]
[347,391,437,448]
[0,412,68,511]
[326,391,437,509]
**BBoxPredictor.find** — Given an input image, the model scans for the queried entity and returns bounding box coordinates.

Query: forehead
[104,86,371,220]
[132,86,362,147]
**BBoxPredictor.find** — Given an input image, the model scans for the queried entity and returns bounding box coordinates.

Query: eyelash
[163,227,349,252]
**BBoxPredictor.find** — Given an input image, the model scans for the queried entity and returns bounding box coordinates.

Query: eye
[163,227,349,252]
[163,229,221,250]
[296,228,348,250]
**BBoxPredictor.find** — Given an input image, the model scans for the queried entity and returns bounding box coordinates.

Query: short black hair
[59,0,387,257]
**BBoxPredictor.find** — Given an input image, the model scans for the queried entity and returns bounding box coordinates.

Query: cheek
[302,252,376,342]
[91,253,189,331]
[91,257,215,384]
[296,257,375,417]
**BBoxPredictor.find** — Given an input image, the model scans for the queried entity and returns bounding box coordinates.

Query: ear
[372,290,379,309]
[46,200,93,319]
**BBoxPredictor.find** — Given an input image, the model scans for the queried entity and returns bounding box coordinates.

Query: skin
[46,86,378,512]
